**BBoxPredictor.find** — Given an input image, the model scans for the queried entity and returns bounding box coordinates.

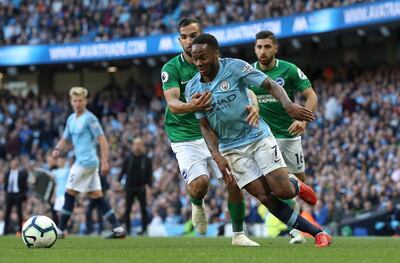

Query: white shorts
[276,137,305,174]
[53,195,65,212]
[171,138,222,185]
[66,164,102,193]
[223,136,286,189]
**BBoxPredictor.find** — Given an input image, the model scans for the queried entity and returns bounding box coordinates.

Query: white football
[22,215,58,248]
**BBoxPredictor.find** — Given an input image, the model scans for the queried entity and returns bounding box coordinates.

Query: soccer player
[161,18,258,246]
[250,30,318,244]
[52,87,126,239]
[185,33,332,247]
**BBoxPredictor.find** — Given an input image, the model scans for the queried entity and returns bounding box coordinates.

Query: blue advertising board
[0,0,399,66]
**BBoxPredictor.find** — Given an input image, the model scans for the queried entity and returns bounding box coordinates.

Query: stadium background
[0,0,399,238]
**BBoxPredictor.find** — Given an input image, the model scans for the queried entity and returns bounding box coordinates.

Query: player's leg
[227,184,259,246]
[222,148,262,246]
[57,164,85,237]
[124,191,134,235]
[277,137,306,182]
[244,177,331,247]
[57,188,78,237]
[277,137,307,244]
[87,190,125,238]
[254,136,316,205]
[187,175,210,234]
[171,139,211,234]
[86,173,126,239]
[85,197,97,235]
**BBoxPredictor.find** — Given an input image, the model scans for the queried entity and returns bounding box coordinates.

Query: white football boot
[289,229,306,244]
[192,202,208,234]
[232,232,260,246]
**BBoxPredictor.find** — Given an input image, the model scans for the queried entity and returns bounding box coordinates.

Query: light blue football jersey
[53,166,69,198]
[185,58,272,152]
[62,110,104,168]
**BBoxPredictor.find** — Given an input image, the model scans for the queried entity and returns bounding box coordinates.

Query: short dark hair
[178,17,201,30]
[192,33,219,50]
[255,30,277,44]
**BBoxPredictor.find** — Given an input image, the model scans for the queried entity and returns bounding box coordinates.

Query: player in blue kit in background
[52,87,126,239]
[185,34,332,247]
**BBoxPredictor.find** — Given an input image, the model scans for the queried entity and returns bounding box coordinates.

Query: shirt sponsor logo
[275,77,285,86]
[211,94,237,112]
[219,80,231,92]
[161,71,169,83]
[256,94,278,103]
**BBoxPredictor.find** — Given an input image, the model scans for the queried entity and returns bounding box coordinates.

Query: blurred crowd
[0,0,375,45]
[0,64,398,235]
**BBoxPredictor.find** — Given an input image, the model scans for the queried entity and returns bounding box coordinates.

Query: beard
[259,55,273,66]
[183,47,192,57]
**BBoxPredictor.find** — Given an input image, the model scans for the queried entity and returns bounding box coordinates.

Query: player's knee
[67,189,78,197]
[255,193,270,207]
[88,191,103,199]
[273,187,296,200]
[188,176,209,198]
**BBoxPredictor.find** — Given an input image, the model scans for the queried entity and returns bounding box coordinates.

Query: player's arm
[261,78,315,122]
[198,118,235,187]
[288,87,318,136]
[97,135,110,176]
[52,120,72,157]
[52,138,68,157]
[163,88,212,114]
[246,89,259,127]
[302,87,318,113]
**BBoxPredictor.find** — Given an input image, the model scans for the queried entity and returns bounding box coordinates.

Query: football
[22,215,58,248]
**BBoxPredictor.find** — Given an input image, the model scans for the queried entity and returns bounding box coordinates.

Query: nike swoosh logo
[181,80,190,84]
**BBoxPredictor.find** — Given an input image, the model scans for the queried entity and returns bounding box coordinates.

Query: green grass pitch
[0,236,399,263]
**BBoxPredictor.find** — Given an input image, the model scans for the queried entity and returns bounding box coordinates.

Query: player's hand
[284,103,315,122]
[52,149,60,157]
[213,154,235,188]
[101,160,110,176]
[191,91,212,111]
[245,104,259,127]
[288,120,307,136]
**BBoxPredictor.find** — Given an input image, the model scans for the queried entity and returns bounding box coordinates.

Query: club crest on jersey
[161,71,169,83]
[275,77,285,86]
[219,80,231,92]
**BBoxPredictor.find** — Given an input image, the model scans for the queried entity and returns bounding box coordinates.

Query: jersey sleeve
[290,64,312,92]
[87,115,104,138]
[62,118,72,141]
[185,80,206,120]
[161,63,179,90]
[230,59,267,89]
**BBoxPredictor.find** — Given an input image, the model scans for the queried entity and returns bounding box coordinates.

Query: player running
[161,18,258,246]
[250,30,318,244]
[185,34,332,247]
[53,87,126,239]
